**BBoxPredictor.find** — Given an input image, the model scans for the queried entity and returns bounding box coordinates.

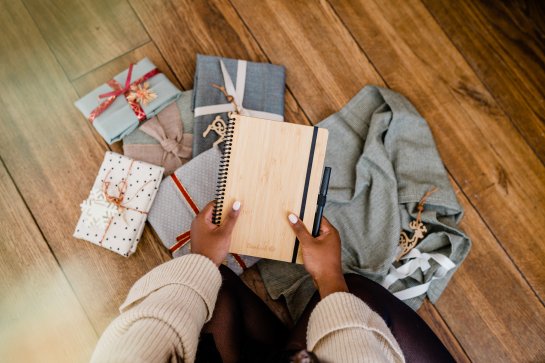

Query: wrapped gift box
[74,152,164,256]
[123,90,194,176]
[75,58,182,144]
[148,147,259,274]
[192,54,285,156]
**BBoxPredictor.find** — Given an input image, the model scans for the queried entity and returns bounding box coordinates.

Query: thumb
[219,200,241,234]
[288,213,313,243]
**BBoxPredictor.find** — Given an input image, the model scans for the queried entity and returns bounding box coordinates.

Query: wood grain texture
[222,115,327,262]
[436,177,545,362]
[22,0,149,79]
[0,161,98,362]
[128,0,312,125]
[328,0,545,301]
[71,42,180,96]
[0,0,169,332]
[423,0,545,165]
[417,301,470,363]
[230,0,384,123]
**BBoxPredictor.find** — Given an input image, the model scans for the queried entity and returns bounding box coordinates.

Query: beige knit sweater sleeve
[307,292,405,362]
[90,254,222,363]
[91,254,404,363]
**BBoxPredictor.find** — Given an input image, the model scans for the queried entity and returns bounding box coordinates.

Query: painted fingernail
[288,213,298,224]
[233,201,241,211]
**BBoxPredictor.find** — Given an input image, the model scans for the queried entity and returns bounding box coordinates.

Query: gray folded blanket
[258,86,471,321]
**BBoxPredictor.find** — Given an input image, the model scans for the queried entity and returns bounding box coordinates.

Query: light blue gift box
[75,58,182,144]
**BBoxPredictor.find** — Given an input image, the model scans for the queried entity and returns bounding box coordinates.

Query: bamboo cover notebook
[213,114,328,263]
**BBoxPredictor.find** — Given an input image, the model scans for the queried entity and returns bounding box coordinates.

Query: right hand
[288,214,348,299]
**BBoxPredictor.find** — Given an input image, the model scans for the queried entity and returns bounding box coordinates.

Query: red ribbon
[88,64,160,123]
[98,162,150,245]
[170,174,247,271]
[99,63,135,99]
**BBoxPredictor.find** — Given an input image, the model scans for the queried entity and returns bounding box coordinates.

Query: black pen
[312,167,331,237]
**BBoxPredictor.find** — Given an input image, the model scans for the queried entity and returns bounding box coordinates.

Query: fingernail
[232,201,241,211]
[288,213,298,224]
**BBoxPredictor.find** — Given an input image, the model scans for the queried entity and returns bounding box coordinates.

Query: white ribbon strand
[382,249,456,300]
[194,60,284,121]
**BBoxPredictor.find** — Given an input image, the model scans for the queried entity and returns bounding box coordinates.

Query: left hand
[190,200,241,266]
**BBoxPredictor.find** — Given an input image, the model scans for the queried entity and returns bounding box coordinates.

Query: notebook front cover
[219,114,328,263]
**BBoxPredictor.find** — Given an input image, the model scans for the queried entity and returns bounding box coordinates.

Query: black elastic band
[292,127,319,263]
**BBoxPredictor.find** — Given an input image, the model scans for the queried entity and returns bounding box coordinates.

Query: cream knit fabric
[91,254,404,362]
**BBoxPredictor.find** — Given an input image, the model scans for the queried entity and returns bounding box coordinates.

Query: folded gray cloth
[75,58,182,144]
[192,54,285,156]
[148,146,260,274]
[258,86,471,321]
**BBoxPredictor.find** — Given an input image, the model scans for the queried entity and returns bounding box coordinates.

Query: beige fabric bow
[123,103,193,175]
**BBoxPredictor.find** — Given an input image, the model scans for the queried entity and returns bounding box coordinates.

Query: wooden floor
[1,0,544,361]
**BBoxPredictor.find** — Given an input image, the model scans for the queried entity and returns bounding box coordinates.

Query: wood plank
[228,0,384,123]
[423,0,545,165]
[435,177,545,361]
[327,0,545,299]
[128,0,312,126]
[0,160,98,362]
[72,41,180,96]
[0,0,169,333]
[22,0,149,79]
[417,300,470,363]
[227,0,545,360]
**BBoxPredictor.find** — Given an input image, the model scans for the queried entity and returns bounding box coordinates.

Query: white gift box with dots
[74,151,164,256]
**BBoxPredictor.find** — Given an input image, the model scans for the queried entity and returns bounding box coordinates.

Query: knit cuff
[120,254,222,320]
[307,292,403,359]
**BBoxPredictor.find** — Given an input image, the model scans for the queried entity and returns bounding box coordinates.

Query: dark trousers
[196,266,454,363]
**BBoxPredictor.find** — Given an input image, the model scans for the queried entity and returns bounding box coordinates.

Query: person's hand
[288,214,348,299]
[190,200,241,266]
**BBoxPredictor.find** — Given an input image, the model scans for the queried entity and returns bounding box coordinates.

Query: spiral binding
[212,113,237,225]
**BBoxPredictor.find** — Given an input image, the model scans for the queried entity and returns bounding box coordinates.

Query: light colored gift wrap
[148,147,259,274]
[74,151,164,256]
[123,91,194,176]
[75,58,182,144]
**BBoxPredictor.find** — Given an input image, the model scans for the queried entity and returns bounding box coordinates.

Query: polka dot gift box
[74,151,164,256]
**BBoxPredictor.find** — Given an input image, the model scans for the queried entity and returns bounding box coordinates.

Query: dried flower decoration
[127,82,157,106]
